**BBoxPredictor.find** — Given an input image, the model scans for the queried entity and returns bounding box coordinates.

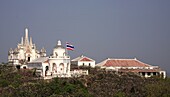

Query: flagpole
[65,43,68,75]
[66,42,69,65]
[66,42,69,56]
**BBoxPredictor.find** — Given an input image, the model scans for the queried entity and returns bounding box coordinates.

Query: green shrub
[0,79,9,87]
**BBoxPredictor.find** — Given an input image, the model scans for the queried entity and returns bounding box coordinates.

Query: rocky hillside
[0,65,170,97]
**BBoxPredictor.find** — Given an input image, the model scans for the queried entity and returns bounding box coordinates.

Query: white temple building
[27,40,71,79]
[8,28,46,66]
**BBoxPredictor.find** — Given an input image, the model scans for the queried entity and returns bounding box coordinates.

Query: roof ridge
[72,55,95,61]
[107,58,136,60]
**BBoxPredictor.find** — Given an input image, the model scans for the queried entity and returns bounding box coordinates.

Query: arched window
[28,57,30,62]
[82,63,85,66]
[52,63,57,72]
[59,63,64,73]
[89,63,91,67]
[23,66,26,69]
[45,66,49,71]
[45,66,49,76]
[55,52,58,57]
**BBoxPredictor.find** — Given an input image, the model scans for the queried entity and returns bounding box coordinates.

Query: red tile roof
[97,58,151,67]
[80,57,93,61]
[72,55,95,62]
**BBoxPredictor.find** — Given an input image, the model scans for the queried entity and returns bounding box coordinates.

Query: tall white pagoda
[8,28,46,65]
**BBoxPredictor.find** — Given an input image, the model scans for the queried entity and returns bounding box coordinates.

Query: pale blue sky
[0,0,170,75]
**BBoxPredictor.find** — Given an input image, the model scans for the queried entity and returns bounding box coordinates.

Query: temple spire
[24,28,29,45]
[21,37,23,45]
[30,37,32,46]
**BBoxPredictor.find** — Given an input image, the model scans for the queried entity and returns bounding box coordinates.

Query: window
[89,63,91,67]
[45,66,49,71]
[142,72,145,76]
[45,66,49,76]
[55,52,58,57]
[147,72,151,75]
[59,63,64,72]
[16,65,20,69]
[82,63,85,66]
[52,63,56,71]
[153,72,156,75]
[28,57,30,62]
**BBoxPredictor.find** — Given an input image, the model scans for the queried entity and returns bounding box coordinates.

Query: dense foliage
[84,67,170,97]
[0,65,90,97]
[0,64,170,97]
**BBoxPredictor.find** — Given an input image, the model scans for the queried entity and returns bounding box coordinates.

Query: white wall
[78,61,95,68]
[53,48,65,58]
[48,58,70,75]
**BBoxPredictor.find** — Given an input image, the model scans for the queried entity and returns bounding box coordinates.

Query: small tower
[8,48,13,54]
[30,37,33,46]
[21,37,24,45]
[8,48,15,64]
[40,47,46,57]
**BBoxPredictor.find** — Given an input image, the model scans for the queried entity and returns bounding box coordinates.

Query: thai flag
[66,42,74,51]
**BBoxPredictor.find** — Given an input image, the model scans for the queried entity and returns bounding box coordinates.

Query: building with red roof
[71,55,95,68]
[96,58,166,78]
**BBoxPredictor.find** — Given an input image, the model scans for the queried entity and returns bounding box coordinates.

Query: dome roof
[54,40,65,49]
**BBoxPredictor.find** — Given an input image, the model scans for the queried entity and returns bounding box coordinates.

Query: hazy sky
[0,0,170,75]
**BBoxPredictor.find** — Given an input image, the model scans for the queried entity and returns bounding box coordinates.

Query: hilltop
[0,64,170,97]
